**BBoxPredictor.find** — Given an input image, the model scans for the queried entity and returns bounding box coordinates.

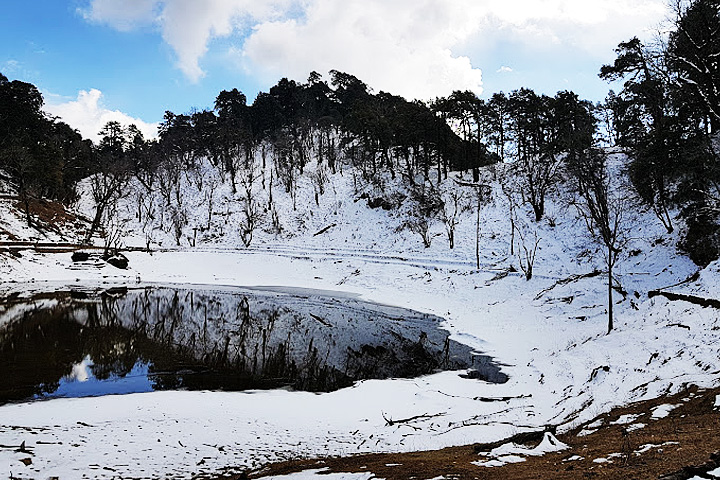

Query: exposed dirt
[226,385,720,480]
[14,198,82,226]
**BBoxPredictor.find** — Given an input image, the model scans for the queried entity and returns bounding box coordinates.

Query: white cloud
[240,0,485,99]
[469,0,667,54]
[45,89,159,144]
[497,66,513,74]
[81,0,159,31]
[83,0,294,82]
[81,0,669,99]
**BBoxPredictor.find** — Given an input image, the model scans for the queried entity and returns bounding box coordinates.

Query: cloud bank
[45,89,159,144]
[81,0,668,100]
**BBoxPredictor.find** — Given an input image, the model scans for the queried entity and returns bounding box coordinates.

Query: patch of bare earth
[221,385,720,480]
[13,198,89,236]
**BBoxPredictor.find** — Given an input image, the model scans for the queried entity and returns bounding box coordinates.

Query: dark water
[0,286,507,403]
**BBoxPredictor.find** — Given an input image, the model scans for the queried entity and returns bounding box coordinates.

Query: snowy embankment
[1,156,719,479]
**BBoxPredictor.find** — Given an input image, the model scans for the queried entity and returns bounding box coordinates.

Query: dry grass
[228,385,720,480]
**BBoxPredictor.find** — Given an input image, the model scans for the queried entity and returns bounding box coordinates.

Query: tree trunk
[21,192,32,228]
[533,202,543,222]
[607,255,614,334]
[509,216,515,256]
[86,204,105,244]
[476,199,481,269]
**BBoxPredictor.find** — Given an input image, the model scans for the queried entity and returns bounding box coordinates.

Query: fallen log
[648,290,720,309]
[534,270,602,300]
[313,223,337,237]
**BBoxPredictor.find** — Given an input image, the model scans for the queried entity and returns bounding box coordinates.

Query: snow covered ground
[1,157,719,479]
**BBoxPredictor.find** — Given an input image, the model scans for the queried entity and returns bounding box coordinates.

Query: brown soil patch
[13,198,82,227]
[8,197,89,240]
[227,385,720,480]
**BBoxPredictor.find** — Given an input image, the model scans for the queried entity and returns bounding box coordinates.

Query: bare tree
[101,200,127,257]
[85,169,129,244]
[203,173,220,231]
[515,221,540,281]
[569,149,627,333]
[498,167,521,256]
[440,185,471,249]
[473,184,493,269]
[273,132,300,210]
[398,183,443,248]
[310,163,329,206]
[238,159,264,247]
[453,178,492,268]
[513,152,563,222]
[169,204,187,246]
[135,187,157,251]
[496,164,542,280]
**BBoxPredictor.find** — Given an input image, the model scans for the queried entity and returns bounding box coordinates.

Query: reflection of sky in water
[41,356,154,399]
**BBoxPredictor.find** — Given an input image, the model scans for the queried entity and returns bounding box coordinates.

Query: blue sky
[0,0,670,142]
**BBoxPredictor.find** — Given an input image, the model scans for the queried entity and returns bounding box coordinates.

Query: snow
[1,156,720,479]
[529,432,568,455]
[585,419,604,429]
[611,414,640,425]
[474,433,568,467]
[636,444,660,454]
[635,442,679,455]
[475,454,526,467]
[651,404,679,419]
[627,423,646,432]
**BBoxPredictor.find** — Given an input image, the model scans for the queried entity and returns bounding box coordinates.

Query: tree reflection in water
[0,286,507,403]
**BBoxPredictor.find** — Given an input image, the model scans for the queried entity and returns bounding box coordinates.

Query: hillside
[1,148,720,479]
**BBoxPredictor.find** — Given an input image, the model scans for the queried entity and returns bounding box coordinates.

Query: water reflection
[49,357,153,399]
[0,286,507,403]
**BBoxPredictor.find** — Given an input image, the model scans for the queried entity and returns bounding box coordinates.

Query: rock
[106,254,129,269]
[71,251,90,262]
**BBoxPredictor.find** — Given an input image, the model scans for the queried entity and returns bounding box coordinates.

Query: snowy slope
[0,152,718,479]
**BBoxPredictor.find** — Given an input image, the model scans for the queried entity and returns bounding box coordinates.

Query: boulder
[106,253,129,269]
